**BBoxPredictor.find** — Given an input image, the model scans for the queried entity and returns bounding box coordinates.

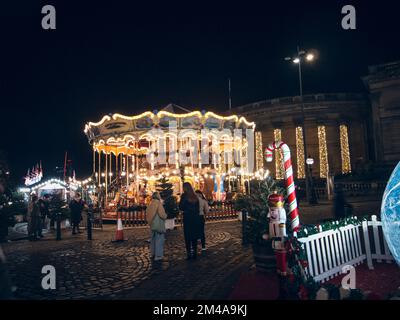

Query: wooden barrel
[252,242,276,272]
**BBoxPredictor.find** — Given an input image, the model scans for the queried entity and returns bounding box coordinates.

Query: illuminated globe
[381,161,400,266]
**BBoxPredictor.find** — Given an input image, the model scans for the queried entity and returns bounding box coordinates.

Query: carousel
[83,104,258,213]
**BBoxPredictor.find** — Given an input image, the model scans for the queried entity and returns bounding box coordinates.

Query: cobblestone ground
[2,221,253,300]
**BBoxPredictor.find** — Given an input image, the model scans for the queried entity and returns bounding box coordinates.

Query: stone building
[362,61,400,167]
[229,60,400,180]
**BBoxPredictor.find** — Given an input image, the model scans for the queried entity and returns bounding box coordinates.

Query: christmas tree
[156,176,179,219]
[234,176,285,244]
[49,194,70,221]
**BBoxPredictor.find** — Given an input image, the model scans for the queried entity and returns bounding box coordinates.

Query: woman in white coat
[146,192,167,261]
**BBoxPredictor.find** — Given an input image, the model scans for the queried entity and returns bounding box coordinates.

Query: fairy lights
[340,124,352,174]
[85,110,256,137]
[255,131,263,172]
[84,109,257,205]
[273,129,284,179]
[295,126,305,179]
[318,125,329,178]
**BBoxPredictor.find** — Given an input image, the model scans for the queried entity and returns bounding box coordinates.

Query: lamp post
[285,46,317,205]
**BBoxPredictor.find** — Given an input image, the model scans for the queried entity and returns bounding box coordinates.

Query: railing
[233,92,366,113]
[119,206,147,228]
[81,209,103,229]
[206,202,239,221]
[110,202,239,228]
[298,215,394,283]
[312,181,386,200]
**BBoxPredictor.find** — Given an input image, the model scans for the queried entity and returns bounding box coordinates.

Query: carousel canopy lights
[85,104,257,203]
[84,106,256,147]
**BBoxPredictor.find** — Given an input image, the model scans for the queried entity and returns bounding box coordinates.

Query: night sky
[1,0,400,184]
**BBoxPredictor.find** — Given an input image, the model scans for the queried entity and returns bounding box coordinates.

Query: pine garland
[296,215,369,238]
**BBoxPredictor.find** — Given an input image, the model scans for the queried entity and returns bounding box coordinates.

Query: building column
[369,92,384,162]
[339,123,352,174]
[317,124,329,178]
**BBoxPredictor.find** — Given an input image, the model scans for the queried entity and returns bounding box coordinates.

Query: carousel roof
[84,104,256,144]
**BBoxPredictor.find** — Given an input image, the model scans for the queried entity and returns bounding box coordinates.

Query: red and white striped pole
[265,141,300,232]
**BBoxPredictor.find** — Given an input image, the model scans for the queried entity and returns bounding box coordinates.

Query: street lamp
[306,157,314,166]
[285,46,318,205]
[306,53,315,62]
[306,155,318,205]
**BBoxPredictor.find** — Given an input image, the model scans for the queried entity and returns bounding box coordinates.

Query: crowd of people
[26,184,210,262]
[27,192,87,240]
[26,194,50,241]
[146,182,209,261]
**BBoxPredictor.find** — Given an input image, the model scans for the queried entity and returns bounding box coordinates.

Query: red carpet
[229,268,281,300]
[325,262,400,299]
[229,263,400,300]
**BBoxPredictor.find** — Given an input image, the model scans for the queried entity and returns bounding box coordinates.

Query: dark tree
[156,176,179,219]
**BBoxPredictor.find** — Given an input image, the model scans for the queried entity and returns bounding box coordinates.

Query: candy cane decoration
[265,141,300,232]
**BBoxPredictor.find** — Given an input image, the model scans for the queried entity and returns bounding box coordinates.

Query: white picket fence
[298,215,394,283]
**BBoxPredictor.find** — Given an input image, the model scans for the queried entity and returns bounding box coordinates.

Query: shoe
[202,247,206,251]
[154,257,163,261]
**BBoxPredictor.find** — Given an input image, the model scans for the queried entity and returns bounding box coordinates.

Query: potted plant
[157,176,179,230]
[234,176,285,272]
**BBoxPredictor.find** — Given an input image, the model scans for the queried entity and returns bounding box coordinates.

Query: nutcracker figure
[267,192,288,276]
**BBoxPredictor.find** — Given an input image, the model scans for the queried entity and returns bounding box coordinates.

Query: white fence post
[362,220,374,269]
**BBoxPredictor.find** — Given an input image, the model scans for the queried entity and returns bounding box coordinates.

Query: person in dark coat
[69,193,85,234]
[27,194,40,241]
[38,194,50,238]
[179,182,201,260]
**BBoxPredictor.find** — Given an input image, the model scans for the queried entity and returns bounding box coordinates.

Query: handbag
[150,204,166,234]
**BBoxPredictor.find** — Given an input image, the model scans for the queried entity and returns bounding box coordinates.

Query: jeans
[150,231,165,259]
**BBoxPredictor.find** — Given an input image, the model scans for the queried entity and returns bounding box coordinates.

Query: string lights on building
[255,131,264,172]
[340,124,352,174]
[295,126,305,179]
[273,129,284,179]
[318,125,329,178]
